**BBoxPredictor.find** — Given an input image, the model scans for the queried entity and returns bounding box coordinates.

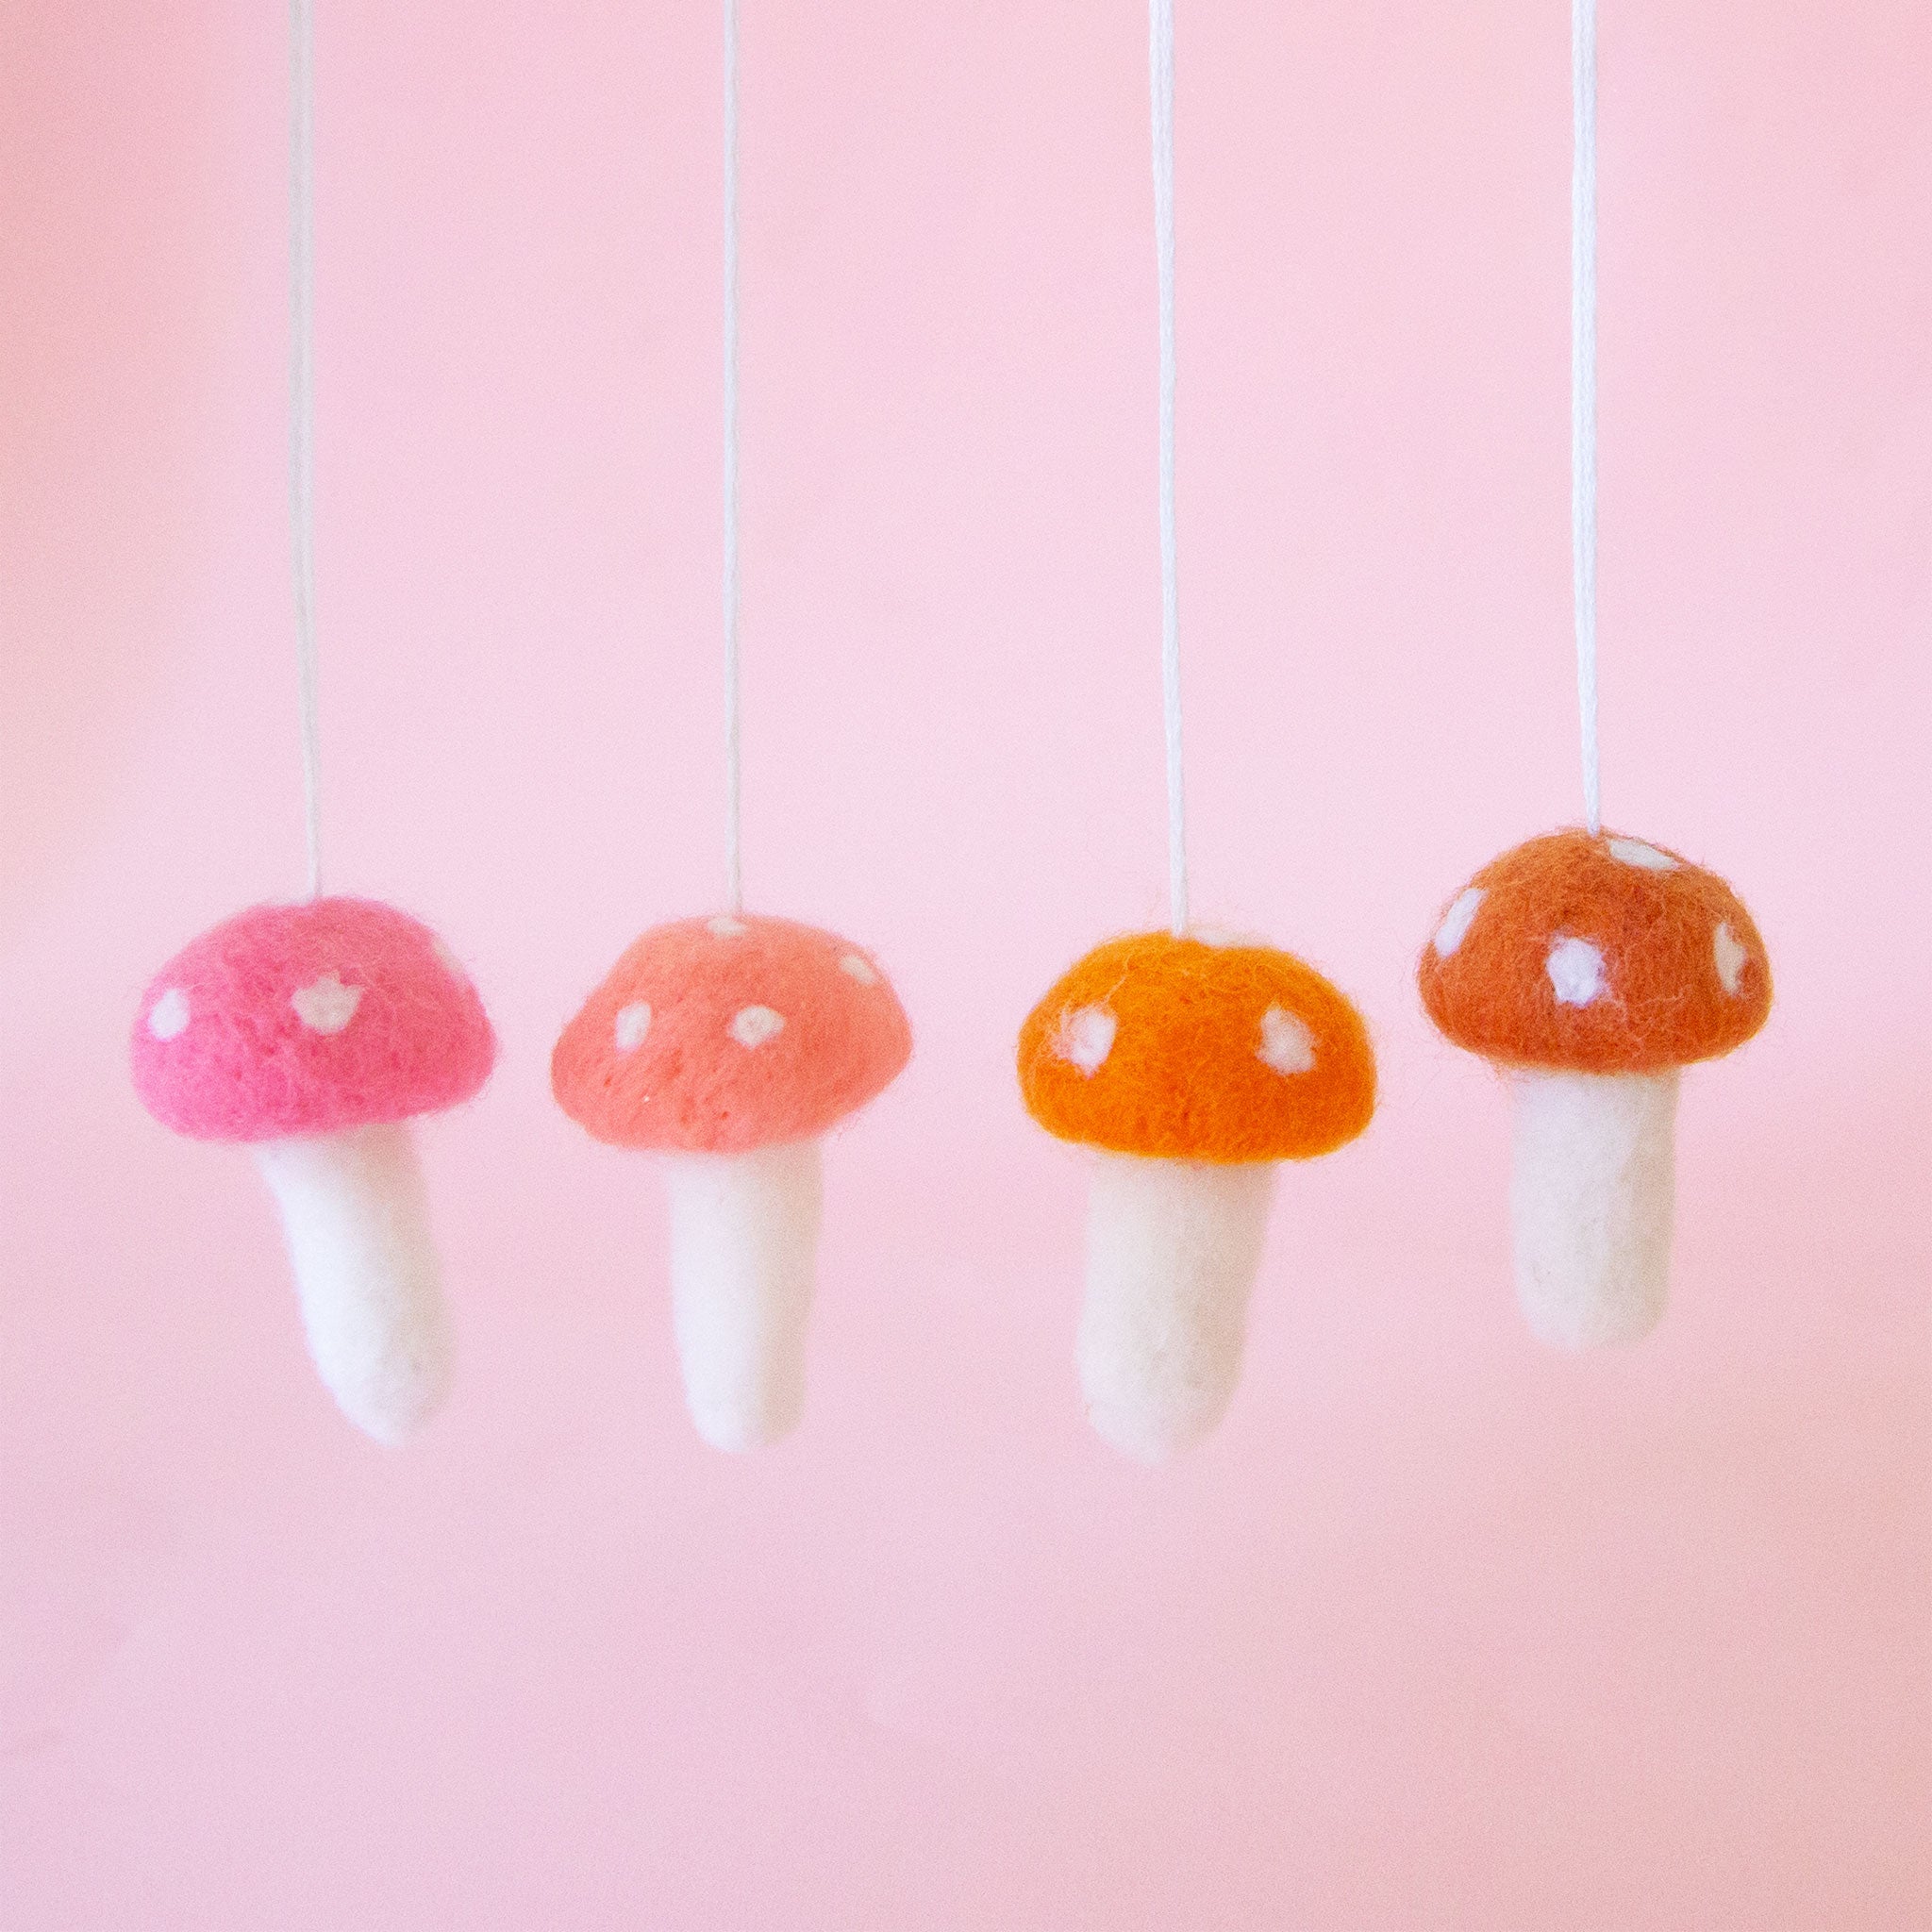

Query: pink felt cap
[130,897,497,1143]
[551,913,912,1156]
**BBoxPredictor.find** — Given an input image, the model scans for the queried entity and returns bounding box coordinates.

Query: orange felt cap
[1417,827,1772,1074]
[1017,931,1376,1164]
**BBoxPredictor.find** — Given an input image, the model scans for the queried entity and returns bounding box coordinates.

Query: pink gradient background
[3,1,1927,1925]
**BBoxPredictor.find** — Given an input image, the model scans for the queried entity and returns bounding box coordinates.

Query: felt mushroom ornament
[1013,0,1375,1458]
[1020,935,1375,1461]
[131,899,495,1441]
[1420,830,1769,1346]
[558,1,913,1449]
[554,915,909,1450]
[126,5,497,1442]
[1416,0,1772,1344]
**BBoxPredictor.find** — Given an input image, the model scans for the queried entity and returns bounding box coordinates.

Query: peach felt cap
[551,914,911,1156]
[1418,828,1773,1074]
[1017,931,1375,1164]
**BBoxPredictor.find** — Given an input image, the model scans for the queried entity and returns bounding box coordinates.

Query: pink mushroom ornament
[131,899,496,1443]
[552,914,911,1451]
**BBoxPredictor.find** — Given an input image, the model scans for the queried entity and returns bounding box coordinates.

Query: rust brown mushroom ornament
[1420,830,1771,1347]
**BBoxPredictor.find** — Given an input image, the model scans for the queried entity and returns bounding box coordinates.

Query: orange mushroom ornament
[1019,931,1375,1461]
[1419,829,1771,1346]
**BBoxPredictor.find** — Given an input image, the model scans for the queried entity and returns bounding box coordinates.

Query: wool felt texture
[1509,1068,1677,1348]
[664,1141,823,1452]
[255,1121,455,1444]
[1418,828,1771,1074]
[1078,1151,1274,1463]
[552,914,911,1156]
[1018,931,1376,1163]
[132,897,496,1142]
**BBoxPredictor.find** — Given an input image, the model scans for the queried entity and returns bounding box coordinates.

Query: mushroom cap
[550,913,911,1155]
[130,897,496,1142]
[1017,931,1376,1164]
[1418,827,1772,1074]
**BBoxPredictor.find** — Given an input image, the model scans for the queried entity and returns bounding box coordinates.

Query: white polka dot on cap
[291,973,362,1034]
[1607,837,1679,872]
[1545,937,1607,1008]
[1257,1007,1316,1076]
[147,988,192,1041]
[1433,887,1486,958]
[1057,1005,1117,1075]
[1712,923,1747,996]
[730,1006,785,1049]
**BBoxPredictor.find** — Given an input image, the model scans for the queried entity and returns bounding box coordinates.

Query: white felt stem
[1510,1068,1678,1348]
[663,1140,823,1452]
[253,1122,454,1445]
[1078,1152,1275,1463]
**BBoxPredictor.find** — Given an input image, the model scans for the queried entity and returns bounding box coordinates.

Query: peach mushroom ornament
[1419,829,1772,1346]
[1018,932,1376,1461]
[552,914,911,1451]
[129,898,496,1442]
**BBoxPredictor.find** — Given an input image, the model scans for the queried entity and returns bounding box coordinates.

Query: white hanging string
[290,0,323,898]
[1150,0,1187,934]
[722,0,743,912]
[1572,0,1602,834]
